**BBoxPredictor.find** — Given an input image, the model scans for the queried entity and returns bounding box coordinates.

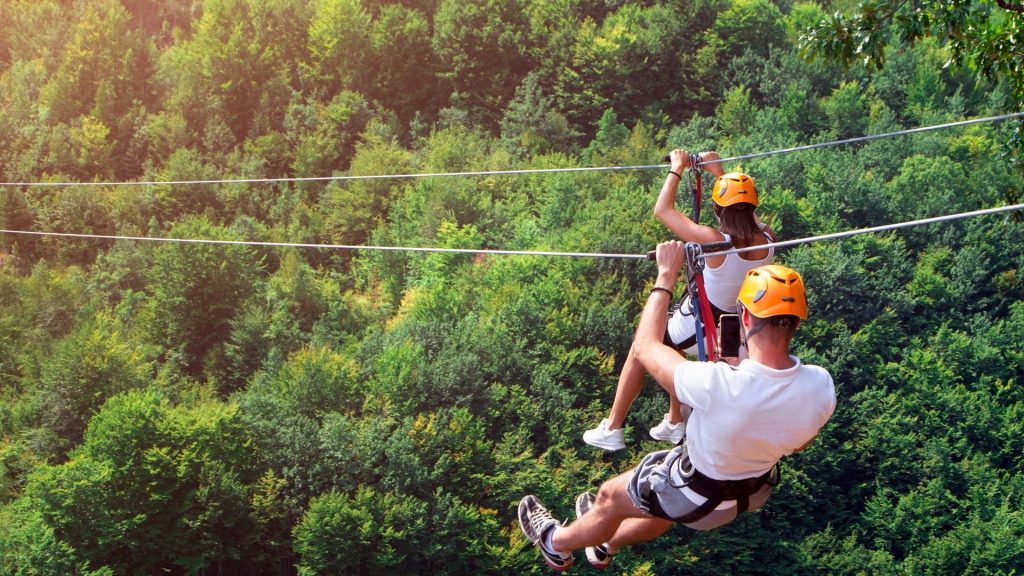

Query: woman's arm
[654,149,725,244]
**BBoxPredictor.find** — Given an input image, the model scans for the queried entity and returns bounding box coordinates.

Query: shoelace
[528,504,556,531]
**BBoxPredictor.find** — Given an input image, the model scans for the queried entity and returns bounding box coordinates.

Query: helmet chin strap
[742,317,767,344]
[742,314,796,347]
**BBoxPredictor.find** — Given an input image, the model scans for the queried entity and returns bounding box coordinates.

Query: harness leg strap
[675,496,723,525]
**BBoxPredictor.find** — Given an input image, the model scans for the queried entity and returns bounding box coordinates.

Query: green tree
[144,217,264,376]
[0,189,40,268]
[800,0,1024,150]
[303,0,372,98]
[293,487,428,575]
[36,314,154,458]
[560,2,716,132]
[159,0,312,144]
[38,0,152,128]
[0,501,112,576]
[365,4,442,123]
[820,81,867,139]
[500,72,577,157]
[28,185,117,265]
[432,0,534,130]
[287,91,375,177]
[708,0,788,62]
[321,124,413,247]
[23,389,259,574]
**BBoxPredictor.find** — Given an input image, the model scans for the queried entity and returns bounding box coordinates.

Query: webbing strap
[694,274,719,362]
[684,243,707,361]
[684,242,717,362]
[688,154,702,222]
[684,156,720,361]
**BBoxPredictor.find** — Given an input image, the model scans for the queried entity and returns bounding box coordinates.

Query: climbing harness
[647,238,732,360]
[684,241,731,362]
[643,443,780,524]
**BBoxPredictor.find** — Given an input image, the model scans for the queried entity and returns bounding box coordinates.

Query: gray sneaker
[574,492,612,569]
[518,495,573,571]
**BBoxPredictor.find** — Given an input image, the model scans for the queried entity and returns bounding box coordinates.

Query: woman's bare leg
[606,343,647,430]
[667,396,691,425]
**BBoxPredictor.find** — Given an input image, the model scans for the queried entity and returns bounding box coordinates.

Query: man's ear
[740,305,752,327]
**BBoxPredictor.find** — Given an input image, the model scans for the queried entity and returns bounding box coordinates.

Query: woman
[583,149,776,451]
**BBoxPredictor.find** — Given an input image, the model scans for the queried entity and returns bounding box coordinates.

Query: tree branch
[995,0,1024,14]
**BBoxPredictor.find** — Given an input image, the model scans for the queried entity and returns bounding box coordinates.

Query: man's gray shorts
[626,444,773,531]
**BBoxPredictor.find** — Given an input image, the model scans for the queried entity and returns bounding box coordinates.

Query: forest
[0,0,1023,574]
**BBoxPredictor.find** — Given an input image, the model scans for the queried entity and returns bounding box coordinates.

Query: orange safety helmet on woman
[712,172,758,208]
[736,264,808,319]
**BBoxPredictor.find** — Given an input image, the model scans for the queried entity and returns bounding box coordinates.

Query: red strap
[694,274,719,362]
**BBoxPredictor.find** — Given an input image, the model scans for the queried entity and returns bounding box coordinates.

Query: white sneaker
[649,414,684,443]
[583,419,625,451]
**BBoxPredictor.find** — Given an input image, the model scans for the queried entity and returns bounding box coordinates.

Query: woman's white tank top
[703,226,774,312]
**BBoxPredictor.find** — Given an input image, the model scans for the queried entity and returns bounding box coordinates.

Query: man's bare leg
[607,517,674,553]
[551,472,661,552]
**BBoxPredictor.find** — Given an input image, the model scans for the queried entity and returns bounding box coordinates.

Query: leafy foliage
[0,1,1023,575]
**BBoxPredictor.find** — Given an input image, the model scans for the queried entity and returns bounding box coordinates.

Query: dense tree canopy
[1,0,1023,575]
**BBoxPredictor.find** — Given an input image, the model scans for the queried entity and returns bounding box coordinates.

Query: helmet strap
[744,316,769,343]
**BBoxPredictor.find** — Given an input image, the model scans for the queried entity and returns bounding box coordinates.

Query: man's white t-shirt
[674,356,836,481]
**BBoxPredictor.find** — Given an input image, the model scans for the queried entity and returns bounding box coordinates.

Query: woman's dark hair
[713,202,760,246]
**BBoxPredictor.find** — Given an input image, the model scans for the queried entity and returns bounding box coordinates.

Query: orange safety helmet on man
[712,172,758,208]
[736,264,808,319]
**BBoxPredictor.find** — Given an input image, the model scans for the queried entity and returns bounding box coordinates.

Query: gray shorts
[626,444,773,531]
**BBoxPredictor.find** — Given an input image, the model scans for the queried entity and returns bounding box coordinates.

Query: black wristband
[668,170,682,180]
[650,286,674,300]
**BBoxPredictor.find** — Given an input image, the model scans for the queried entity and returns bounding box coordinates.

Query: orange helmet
[736,264,808,319]
[712,172,758,208]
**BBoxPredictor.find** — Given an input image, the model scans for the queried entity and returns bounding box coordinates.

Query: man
[517,240,836,570]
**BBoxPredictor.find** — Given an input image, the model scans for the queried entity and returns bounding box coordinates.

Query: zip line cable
[2,203,1022,260]
[704,202,1024,259]
[695,111,1024,167]
[0,229,644,260]
[1,112,1022,188]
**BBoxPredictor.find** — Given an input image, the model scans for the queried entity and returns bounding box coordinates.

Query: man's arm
[634,241,687,396]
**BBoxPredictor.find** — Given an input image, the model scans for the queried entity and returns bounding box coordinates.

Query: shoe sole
[649,432,685,443]
[543,556,573,571]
